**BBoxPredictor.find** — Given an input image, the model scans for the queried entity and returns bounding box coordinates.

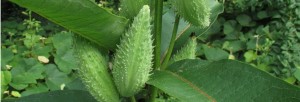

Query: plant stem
[153,0,163,71]
[161,14,180,70]
[150,0,163,101]
[130,96,136,102]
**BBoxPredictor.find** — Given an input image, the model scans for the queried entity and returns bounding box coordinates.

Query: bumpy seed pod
[171,0,211,28]
[170,36,197,64]
[73,35,119,102]
[112,5,153,97]
[120,0,148,19]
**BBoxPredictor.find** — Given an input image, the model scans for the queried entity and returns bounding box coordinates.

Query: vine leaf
[147,59,300,102]
[9,0,128,50]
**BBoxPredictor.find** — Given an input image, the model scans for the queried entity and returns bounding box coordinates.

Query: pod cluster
[112,5,153,97]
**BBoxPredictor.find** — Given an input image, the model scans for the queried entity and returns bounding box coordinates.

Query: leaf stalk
[161,14,180,70]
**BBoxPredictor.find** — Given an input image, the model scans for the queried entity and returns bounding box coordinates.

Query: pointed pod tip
[142,5,150,9]
[141,5,150,14]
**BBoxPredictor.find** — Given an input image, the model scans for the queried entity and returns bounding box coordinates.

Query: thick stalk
[130,96,136,102]
[153,0,162,70]
[161,15,180,70]
[149,0,163,101]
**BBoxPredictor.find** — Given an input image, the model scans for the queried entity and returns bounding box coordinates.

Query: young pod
[120,0,148,19]
[74,35,119,102]
[170,0,211,28]
[112,5,153,97]
[170,36,197,64]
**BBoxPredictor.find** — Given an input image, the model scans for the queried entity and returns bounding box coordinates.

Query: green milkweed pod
[120,0,148,19]
[171,0,211,27]
[170,36,197,64]
[74,35,119,102]
[112,5,153,97]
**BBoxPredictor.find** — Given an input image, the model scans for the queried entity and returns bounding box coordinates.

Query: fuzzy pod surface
[120,0,148,19]
[74,35,119,102]
[170,36,197,64]
[112,5,153,97]
[171,0,211,27]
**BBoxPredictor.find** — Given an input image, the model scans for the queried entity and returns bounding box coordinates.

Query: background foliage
[1,4,85,99]
[196,0,300,85]
[1,0,300,101]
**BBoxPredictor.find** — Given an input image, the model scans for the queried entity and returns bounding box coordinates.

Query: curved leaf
[2,90,97,102]
[148,59,300,102]
[9,0,128,50]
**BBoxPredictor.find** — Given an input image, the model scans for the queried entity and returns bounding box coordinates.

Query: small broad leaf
[1,48,14,68]
[44,64,73,91]
[223,20,237,35]
[257,11,269,19]
[54,50,76,74]
[244,50,257,63]
[52,32,73,55]
[9,83,28,90]
[32,45,53,57]
[1,71,12,86]
[148,59,300,102]
[2,90,97,102]
[10,0,128,50]
[1,71,12,97]
[222,40,246,52]
[11,73,37,84]
[203,45,229,61]
[52,32,76,73]
[21,83,49,97]
[236,14,252,26]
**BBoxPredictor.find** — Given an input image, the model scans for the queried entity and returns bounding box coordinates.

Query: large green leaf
[2,90,97,102]
[147,59,300,102]
[10,0,128,50]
